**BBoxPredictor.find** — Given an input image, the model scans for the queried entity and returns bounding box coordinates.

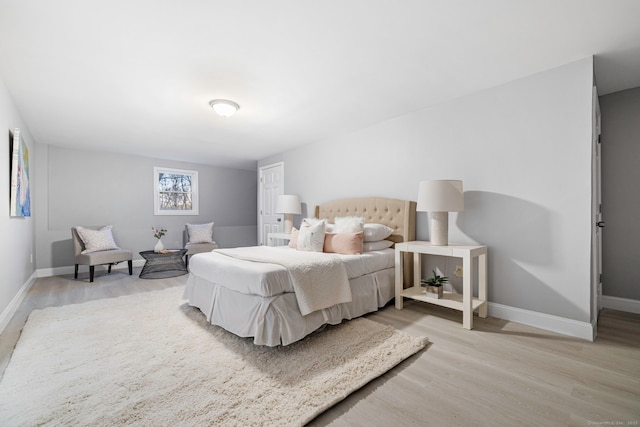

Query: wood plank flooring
[2,269,639,426]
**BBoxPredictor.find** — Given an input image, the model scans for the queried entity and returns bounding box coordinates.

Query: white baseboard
[601,295,640,314]
[488,302,595,342]
[0,271,37,335]
[37,260,146,278]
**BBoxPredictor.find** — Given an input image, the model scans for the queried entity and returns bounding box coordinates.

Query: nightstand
[267,232,293,246]
[395,241,488,329]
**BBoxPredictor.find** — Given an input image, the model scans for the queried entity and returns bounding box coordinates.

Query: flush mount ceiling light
[209,99,240,117]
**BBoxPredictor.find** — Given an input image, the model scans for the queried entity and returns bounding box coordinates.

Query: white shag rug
[0,286,427,426]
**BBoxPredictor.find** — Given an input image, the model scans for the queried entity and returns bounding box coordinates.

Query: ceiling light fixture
[209,99,240,117]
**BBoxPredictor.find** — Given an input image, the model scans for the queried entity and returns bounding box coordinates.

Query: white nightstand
[395,241,488,329]
[267,232,293,246]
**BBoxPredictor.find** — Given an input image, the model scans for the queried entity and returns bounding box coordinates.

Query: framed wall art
[9,128,31,217]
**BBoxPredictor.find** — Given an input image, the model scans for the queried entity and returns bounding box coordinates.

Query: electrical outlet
[454,265,463,277]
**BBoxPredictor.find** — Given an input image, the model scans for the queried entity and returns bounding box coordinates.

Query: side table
[139,249,188,279]
[395,241,488,329]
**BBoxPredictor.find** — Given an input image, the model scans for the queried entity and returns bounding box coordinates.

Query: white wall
[34,144,258,272]
[260,58,594,326]
[0,76,37,322]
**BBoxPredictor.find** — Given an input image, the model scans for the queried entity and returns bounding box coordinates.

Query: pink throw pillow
[323,232,364,255]
[288,228,299,249]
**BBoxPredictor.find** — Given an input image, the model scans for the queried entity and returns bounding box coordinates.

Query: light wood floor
[2,269,639,426]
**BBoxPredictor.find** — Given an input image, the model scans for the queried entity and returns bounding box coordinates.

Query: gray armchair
[183,223,218,268]
[72,226,133,282]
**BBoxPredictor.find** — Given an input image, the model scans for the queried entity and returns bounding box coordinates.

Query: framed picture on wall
[153,166,199,215]
[9,128,31,217]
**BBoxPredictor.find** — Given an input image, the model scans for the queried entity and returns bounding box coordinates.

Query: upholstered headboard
[314,197,416,286]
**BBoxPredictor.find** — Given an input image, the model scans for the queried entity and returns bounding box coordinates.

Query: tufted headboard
[314,197,416,286]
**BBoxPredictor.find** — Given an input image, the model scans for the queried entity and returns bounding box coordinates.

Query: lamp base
[284,215,293,233]
[430,212,449,246]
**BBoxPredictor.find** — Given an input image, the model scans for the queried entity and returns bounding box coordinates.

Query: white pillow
[187,222,214,244]
[363,240,394,251]
[334,216,365,233]
[363,223,394,242]
[302,217,323,225]
[76,225,120,254]
[297,219,326,252]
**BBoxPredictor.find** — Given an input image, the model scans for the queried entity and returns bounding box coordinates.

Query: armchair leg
[108,264,112,274]
[90,266,95,283]
[74,264,79,279]
[128,260,133,275]
[185,255,189,269]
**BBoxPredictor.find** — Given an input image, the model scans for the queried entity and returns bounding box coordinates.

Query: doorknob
[596,221,605,228]
[277,218,282,222]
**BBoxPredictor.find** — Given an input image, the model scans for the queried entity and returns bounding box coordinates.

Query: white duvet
[214,246,351,315]
[188,246,394,298]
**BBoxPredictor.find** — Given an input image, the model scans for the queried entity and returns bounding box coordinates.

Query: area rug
[0,286,427,426]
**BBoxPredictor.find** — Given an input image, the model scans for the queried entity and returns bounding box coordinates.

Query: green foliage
[420,270,449,287]
[152,227,167,239]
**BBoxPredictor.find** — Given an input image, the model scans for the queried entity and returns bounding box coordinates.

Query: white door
[258,162,284,245]
[591,86,603,337]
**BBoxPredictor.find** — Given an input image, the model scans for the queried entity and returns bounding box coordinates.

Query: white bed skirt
[183,267,395,346]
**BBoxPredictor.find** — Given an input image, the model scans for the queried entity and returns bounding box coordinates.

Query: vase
[425,284,443,299]
[154,238,165,253]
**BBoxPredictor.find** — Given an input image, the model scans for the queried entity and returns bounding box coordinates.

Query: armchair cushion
[75,249,133,265]
[75,225,120,254]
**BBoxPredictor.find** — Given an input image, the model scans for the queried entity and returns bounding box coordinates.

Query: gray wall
[599,87,640,300]
[260,58,595,323]
[35,144,257,271]
[0,75,37,318]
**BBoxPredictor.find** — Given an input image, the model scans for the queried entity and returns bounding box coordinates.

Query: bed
[183,197,416,346]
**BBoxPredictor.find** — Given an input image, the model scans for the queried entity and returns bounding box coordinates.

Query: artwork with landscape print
[9,128,31,217]
[153,167,199,215]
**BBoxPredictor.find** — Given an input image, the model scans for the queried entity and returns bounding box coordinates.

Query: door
[591,86,603,337]
[258,162,284,245]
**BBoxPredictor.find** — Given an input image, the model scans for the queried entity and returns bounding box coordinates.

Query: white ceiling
[1,1,639,170]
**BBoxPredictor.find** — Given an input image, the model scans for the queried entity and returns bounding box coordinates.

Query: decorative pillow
[302,217,323,225]
[334,216,365,233]
[363,223,394,242]
[324,232,364,255]
[297,219,326,252]
[363,240,394,252]
[325,223,335,233]
[187,222,214,244]
[288,227,299,248]
[76,225,119,254]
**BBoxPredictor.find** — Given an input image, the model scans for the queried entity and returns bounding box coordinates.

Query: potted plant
[420,270,448,299]
[152,227,167,253]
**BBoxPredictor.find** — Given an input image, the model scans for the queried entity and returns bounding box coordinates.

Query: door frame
[591,86,603,339]
[257,161,284,245]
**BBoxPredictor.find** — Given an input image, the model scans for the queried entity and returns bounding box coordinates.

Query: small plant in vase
[420,270,448,299]
[152,227,167,253]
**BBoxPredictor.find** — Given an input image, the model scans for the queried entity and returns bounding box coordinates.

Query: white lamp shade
[275,195,302,214]
[417,180,464,212]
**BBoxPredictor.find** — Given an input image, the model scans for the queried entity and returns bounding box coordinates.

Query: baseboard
[488,302,594,342]
[37,260,146,278]
[0,271,37,335]
[601,295,640,314]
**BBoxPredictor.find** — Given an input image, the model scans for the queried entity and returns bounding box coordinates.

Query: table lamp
[417,180,464,246]
[276,195,301,233]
